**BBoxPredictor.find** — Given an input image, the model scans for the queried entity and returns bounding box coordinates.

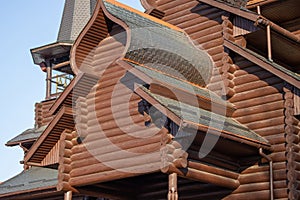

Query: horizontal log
[190,25,223,41]
[234,76,282,93]
[239,169,286,184]
[272,143,286,153]
[244,116,284,130]
[161,0,198,16]
[188,161,239,179]
[87,94,140,113]
[264,134,285,145]
[201,38,224,51]
[241,162,286,174]
[85,114,144,131]
[186,20,220,35]
[69,162,161,186]
[233,66,272,79]
[72,144,162,169]
[86,95,140,117]
[70,152,160,178]
[235,109,283,124]
[85,125,162,144]
[188,149,240,171]
[232,100,284,117]
[206,46,224,56]
[168,165,239,189]
[230,83,283,103]
[234,64,263,75]
[233,93,283,109]
[232,180,287,194]
[223,188,288,200]
[196,31,222,46]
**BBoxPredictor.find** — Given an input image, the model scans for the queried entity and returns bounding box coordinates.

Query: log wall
[154,2,290,198]
[284,83,300,199]
[35,99,56,128]
[225,56,287,199]
[67,25,165,187]
[69,64,164,186]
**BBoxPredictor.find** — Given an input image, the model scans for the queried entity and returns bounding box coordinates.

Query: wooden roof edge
[181,119,272,151]
[70,0,105,75]
[197,0,300,45]
[121,59,236,116]
[197,0,258,21]
[104,0,183,32]
[6,138,36,147]
[224,39,300,89]
[24,106,73,165]
[167,161,240,189]
[0,186,59,199]
[134,84,271,152]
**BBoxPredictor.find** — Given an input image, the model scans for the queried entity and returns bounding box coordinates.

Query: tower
[31,0,97,99]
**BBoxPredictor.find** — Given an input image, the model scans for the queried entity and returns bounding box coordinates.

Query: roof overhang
[31,41,73,65]
[24,106,74,165]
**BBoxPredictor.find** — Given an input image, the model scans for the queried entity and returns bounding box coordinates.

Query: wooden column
[267,25,273,61]
[168,173,178,200]
[64,191,72,200]
[46,60,52,99]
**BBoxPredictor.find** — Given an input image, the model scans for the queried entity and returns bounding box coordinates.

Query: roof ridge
[103,0,183,32]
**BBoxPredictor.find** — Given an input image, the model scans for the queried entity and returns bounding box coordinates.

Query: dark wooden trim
[197,0,258,21]
[0,186,59,199]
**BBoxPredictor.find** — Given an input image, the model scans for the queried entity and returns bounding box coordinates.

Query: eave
[117,59,271,152]
[31,41,73,65]
[24,106,74,165]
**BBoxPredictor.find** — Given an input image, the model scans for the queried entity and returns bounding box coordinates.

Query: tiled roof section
[57,0,97,42]
[125,60,230,106]
[103,0,213,87]
[0,167,57,196]
[141,86,269,145]
[6,126,47,146]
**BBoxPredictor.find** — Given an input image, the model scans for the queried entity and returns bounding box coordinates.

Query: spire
[57,0,97,42]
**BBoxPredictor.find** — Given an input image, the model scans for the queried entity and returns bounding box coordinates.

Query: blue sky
[0,0,143,182]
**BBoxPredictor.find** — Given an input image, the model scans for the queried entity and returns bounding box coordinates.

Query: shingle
[125,61,231,106]
[104,0,214,87]
[57,0,97,42]
[6,126,47,146]
[141,86,269,144]
[0,167,57,195]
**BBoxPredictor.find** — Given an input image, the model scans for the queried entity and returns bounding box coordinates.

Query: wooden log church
[1,0,300,199]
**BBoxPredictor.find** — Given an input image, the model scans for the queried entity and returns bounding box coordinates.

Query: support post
[257,5,261,14]
[64,191,72,200]
[168,173,178,200]
[267,25,273,62]
[46,60,52,99]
